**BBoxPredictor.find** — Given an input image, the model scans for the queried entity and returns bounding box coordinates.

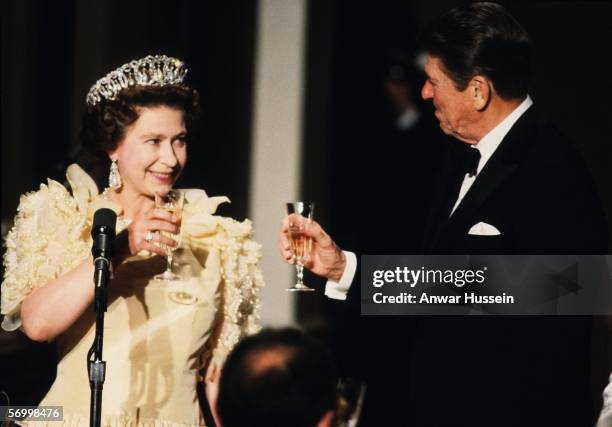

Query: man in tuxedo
[280,3,608,426]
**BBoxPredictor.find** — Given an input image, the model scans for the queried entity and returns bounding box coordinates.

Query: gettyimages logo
[362,255,612,316]
[371,266,487,288]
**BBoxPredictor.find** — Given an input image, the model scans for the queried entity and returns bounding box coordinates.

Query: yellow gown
[1,165,264,426]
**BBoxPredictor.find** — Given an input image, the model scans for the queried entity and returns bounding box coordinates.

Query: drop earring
[109,159,122,190]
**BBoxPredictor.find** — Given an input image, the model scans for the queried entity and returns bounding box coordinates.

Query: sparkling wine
[288,230,312,262]
[154,190,185,283]
[159,206,182,250]
[285,201,315,291]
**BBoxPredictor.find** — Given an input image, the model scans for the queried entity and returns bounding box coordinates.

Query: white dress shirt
[450,96,533,214]
[324,251,357,300]
[324,96,533,300]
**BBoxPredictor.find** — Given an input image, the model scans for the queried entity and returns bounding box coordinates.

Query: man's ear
[470,75,491,110]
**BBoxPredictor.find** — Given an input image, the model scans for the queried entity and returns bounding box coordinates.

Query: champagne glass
[285,202,315,292]
[154,190,185,282]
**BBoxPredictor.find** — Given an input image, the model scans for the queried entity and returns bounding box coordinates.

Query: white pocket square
[468,222,501,236]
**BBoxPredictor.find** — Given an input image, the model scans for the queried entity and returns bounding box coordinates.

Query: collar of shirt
[450,95,533,216]
[473,95,533,173]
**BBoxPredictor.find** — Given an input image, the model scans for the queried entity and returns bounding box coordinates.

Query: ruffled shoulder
[1,164,113,331]
[181,189,264,376]
[598,373,612,426]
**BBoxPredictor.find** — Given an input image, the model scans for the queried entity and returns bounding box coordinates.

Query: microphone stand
[88,256,110,427]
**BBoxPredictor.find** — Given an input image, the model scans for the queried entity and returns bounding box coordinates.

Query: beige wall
[249,0,307,326]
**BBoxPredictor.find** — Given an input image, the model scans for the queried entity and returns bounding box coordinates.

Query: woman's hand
[114,207,181,265]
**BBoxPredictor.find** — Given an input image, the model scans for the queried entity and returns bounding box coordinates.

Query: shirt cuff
[324,251,357,300]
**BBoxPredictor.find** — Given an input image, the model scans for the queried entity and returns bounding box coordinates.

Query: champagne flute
[285,202,315,292]
[154,190,185,282]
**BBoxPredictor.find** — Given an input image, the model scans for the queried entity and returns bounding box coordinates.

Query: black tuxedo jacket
[338,106,609,427]
[423,105,607,254]
[407,106,609,427]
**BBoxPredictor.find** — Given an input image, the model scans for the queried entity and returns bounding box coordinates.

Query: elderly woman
[1,55,263,426]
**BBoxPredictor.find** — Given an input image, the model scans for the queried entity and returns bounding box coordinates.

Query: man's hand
[279,216,347,282]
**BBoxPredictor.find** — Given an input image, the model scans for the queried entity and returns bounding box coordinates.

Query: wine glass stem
[296,261,304,286]
[166,250,174,273]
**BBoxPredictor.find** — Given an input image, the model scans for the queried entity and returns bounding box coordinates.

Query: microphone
[89,208,116,424]
[91,208,116,311]
[92,208,116,262]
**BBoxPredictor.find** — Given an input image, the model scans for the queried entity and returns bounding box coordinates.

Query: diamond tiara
[86,55,188,106]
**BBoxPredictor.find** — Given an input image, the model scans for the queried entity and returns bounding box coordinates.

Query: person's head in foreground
[420,2,532,144]
[217,328,339,427]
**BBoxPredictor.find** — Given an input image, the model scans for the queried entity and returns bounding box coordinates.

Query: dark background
[2,0,611,419]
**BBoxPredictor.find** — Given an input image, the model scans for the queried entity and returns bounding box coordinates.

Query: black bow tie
[463,147,481,177]
[449,142,482,177]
